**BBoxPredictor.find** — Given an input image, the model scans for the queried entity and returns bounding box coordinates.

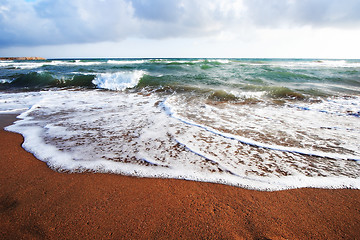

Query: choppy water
[1,58,359,190]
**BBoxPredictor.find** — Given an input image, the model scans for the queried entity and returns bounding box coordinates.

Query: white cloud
[0,0,359,58]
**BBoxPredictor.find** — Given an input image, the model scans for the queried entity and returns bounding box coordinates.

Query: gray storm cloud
[0,0,359,47]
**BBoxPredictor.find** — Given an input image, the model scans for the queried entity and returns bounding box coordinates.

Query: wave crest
[92,70,146,91]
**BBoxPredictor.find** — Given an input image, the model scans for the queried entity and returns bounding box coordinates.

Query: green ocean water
[1,58,360,101]
[1,58,359,190]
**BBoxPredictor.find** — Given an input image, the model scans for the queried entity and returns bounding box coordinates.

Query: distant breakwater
[0,57,46,61]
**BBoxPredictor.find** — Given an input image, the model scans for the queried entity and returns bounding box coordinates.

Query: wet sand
[1,114,359,239]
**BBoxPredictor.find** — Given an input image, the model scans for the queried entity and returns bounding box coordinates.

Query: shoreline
[1,114,360,239]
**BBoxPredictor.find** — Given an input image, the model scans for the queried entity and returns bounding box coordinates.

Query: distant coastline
[0,57,46,60]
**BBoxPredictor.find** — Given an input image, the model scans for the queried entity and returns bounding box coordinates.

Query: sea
[0,58,359,191]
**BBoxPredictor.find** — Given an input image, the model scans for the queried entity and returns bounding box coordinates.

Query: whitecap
[92,70,145,91]
[107,59,146,65]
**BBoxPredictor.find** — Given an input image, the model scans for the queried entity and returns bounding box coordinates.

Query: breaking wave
[92,70,146,91]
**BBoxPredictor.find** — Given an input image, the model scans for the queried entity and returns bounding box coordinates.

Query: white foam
[314,60,360,68]
[0,108,29,114]
[163,98,360,161]
[163,94,360,162]
[0,59,103,70]
[92,70,145,90]
[107,59,146,65]
[48,60,103,67]
[2,61,45,69]
[0,79,11,84]
[266,60,360,69]
[293,97,360,117]
[230,90,265,99]
[152,59,202,64]
[2,90,360,191]
[0,92,45,114]
[207,59,231,64]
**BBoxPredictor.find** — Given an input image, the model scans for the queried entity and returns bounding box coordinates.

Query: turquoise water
[1,58,359,190]
[1,58,360,99]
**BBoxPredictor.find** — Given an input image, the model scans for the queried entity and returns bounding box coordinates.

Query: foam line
[161,99,360,162]
[173,137,282,188]
[173,139,240,177]
[140,158,170,168]
[292,104,360,118]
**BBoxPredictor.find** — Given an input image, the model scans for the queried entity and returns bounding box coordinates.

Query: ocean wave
[263,59,360,69]
[0,59,105,70]
[0,61,45,70]
[43,60,103,67]
[0,79,11,84]
[92,70,146,91]
[1,58,360,191]
[2,70,148,90]
[3,72,96,89]
[147,59,231,66]
[9,72,57,87]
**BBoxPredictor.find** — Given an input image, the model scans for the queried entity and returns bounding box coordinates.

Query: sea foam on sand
[2,89,360,191]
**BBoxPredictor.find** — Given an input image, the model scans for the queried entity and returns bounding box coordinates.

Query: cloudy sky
[0,0,359,58]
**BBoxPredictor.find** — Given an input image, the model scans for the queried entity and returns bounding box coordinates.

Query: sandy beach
[1,114,360,239]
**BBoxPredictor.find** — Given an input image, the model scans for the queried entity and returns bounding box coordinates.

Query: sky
[0,0,359,59]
